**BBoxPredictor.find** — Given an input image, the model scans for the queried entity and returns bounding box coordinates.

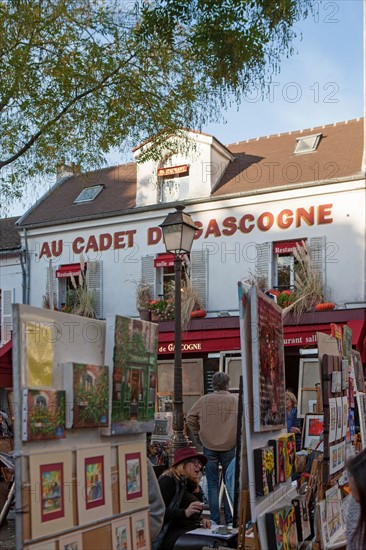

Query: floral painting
[125,452,142,500]
[85,456,105,510]
[23,389,66,441]
[40,463,64,522]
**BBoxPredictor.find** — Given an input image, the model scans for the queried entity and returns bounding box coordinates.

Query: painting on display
[76,447,112,525]
[352,350,365,393]
[29,451,73,539]
[130,510,151,550]
[105,315,158,435]
[22,388,66,441]
[250,287,286,431]
[58,530,83,549]
[118,441,149,512]
[111,517,132,550]
[60,362,109,428]
[302,414,323,450]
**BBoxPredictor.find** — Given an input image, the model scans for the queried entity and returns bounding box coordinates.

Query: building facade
[9,118,366,407]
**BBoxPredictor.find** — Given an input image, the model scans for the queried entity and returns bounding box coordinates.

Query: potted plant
[148,298,175,321]
[135,281,152,321]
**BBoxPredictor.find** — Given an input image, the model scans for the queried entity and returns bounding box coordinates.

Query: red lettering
[193,221,203,240]
[318,204,333,224]
[125,230,136,247]
[204,219,221,238]
[85,234,98,253]
[72,237,85,254]
[295,207,314,227]
[39,242,51,259]
[238,214,255,234]
[277,209,293,229]
[99,233,113,251]
[147,227,161,245]
[114,231,126,249]
[222,216,237,236]
[257,212,274,231]
[51,240,63,257]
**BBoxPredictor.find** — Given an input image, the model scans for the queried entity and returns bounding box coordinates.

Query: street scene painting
[125,452,142,500]
[110,315,158,433]
[251,287,286,431]
[40,462,64,522]
[131,510,150,550]
[72,363,109,428]
[111,517,132,550]
[85,455,105,510]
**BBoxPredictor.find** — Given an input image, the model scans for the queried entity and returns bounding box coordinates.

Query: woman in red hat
[154,446,212,550]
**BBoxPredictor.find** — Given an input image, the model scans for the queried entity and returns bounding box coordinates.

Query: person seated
[155,447,212,550]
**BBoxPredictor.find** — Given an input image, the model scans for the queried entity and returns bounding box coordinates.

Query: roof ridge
[226,117,363,147]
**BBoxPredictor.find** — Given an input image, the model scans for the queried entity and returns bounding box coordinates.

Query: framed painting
[250,287,286,431]
[58,530,83,549]
[302,414,324,450]
[118,441,148,512]
[131,509,151,550]
[76,447,112,525]
[111,516,132,550]
[29,451,73,539]
[352,350,365,393]
[297,357,321,418]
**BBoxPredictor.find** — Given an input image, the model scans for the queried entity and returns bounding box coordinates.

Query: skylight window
[74,185,104,204]
[294,133,322,154]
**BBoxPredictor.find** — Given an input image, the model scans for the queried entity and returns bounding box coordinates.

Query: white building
[5,117,366,397]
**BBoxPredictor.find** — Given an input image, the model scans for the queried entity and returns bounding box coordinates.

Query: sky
[7,0,364,217]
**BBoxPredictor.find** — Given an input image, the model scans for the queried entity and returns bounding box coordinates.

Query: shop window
[273,241,303,291]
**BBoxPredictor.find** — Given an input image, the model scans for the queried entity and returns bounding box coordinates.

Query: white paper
[329,398,337,443]
[336,397,343,440]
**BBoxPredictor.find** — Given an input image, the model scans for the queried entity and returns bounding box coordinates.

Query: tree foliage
[0,0,312,203]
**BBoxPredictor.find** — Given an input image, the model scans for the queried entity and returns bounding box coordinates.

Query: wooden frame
[76,447,112,525]
[25,540,57,550]
[302,413,323,450]
[58,530,83,549]
[111,516,132,550]
[118,441,148,512]
[29,451,73,539]
[130,509,151,550]
[297,357,321,418]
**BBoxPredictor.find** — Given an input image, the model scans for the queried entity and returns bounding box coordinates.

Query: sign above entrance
[154,253,175,268]
[56,263,82,278]
[273,240,305,255]
[157,164,189,177]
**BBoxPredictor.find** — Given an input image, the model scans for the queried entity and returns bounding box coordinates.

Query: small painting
[23,388,66,441]
[111,517,132,550]
[40,462,64,522]
[72,364,109,428]
[131,510,150,550]
[302,414,323,450]
[85,455,105,509]
[76,447,112,525]
[125,453,142,500]
[58,530,83,549]
[29,451,73,539]
[118,441,148,512]
[352,350,365,393]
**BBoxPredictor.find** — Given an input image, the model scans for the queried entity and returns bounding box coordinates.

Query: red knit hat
[172,447,207,468]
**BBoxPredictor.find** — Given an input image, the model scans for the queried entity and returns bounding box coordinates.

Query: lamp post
[160,205,197,454]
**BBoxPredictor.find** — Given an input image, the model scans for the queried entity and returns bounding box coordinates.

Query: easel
[236,490,260,550]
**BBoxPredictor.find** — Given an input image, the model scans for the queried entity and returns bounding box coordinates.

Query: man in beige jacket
[186,371,238,525]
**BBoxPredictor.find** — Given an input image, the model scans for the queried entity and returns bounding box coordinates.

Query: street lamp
[160,205,197,454]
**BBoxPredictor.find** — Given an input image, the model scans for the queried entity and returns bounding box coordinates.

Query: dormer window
[158,157,190,203]
[294,133,322,154]
[74,184,104,204]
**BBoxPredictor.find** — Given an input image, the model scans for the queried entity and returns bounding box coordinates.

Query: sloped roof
[18,118,364,228]
[0,217,21,250]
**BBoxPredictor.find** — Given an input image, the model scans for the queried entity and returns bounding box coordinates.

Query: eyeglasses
[187,459,203,470]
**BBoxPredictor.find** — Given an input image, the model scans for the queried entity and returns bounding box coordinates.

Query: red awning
[154,254,175,268]
[56,263,82,278]
[0,339,13,387]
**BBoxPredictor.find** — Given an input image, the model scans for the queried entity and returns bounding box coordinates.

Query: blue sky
[7,0,364,216]
[205,0,364,145]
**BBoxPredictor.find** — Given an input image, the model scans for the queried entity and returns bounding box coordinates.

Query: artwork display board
[12,304,152,550]
[238,282,292,549]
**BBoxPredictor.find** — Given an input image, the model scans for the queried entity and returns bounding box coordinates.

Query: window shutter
[87,260,103,319]
[309,236,326,292]
[45,264,58,309]
[255,242,273,290]
[1,288,14,344]
[141,255,155,298]
[191,249,207,308]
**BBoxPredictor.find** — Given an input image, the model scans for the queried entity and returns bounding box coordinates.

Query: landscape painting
[23,388,66,441]
[72,363,109,428]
